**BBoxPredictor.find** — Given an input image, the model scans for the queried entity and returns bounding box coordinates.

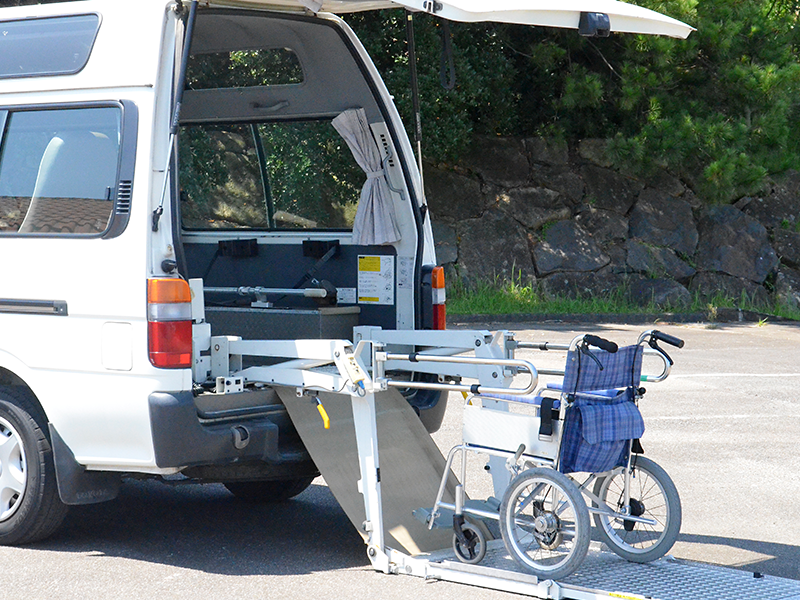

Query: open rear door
[210,0,693,38]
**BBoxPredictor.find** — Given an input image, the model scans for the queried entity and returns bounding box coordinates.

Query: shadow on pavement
[30,479,367,576]
[673,533,800,581]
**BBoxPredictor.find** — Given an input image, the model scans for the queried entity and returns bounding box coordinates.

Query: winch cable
[439,20,455,90]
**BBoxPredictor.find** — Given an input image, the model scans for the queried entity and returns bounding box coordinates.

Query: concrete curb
[449,307,798,326]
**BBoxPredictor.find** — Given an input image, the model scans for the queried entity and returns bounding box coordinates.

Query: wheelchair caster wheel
[453,522,486,565]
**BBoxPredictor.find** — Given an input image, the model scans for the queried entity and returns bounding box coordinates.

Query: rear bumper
[148,391,314,470]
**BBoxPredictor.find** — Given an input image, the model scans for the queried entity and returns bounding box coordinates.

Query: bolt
[368,547,376,557]
[475,340,481,347]
[492,372,498,378]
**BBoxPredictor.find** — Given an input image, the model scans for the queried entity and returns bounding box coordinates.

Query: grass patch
[448,277,654,315]
[447,277,800,321]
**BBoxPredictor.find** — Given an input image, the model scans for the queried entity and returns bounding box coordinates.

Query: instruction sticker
[337,287,357,305]
[397,256,414,289]
[358,255,395,305]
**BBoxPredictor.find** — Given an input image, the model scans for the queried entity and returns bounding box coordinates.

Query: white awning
[208,0,694,39]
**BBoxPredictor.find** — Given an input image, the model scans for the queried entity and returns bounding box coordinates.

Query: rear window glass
[187,49,304,90]
[179,120,362,231]
[0,14,99,79]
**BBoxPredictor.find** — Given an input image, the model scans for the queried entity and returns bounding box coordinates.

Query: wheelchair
[428,329,684,580]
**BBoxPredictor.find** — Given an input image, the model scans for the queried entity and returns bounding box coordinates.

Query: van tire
[223,477,315,503]
[0,393,67,545]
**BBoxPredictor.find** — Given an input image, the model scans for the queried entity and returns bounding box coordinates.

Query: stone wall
[425,136,800,311]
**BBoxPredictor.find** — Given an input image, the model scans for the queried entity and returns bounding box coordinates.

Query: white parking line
[650,414,799,420]
[670,373,800,378]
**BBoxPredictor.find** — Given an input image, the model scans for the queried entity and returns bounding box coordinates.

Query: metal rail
[205,286,328,298]
[515,341,672,382]
[379,352,538,396]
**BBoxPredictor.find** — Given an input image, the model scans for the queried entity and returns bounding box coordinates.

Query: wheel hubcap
[534,513,558,534]
[623,498,646,532]
[0,417,26,521]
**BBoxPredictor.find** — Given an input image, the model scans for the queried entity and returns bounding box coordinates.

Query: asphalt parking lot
[0,320,798,599]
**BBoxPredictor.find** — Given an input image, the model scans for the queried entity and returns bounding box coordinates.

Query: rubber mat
[278,387,457,554]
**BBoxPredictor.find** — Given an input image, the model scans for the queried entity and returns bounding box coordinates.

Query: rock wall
[425,136,800,311]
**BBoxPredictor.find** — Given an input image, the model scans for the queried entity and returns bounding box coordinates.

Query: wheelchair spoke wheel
[499,468,590,580]
[593,456,681,563]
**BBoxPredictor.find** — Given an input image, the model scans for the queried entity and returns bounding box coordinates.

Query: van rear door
[208,0,693,38]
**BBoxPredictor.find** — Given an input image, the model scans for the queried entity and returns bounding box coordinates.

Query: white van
[0,0,690,545]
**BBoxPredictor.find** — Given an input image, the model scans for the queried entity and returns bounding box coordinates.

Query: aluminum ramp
[279,387,459,554]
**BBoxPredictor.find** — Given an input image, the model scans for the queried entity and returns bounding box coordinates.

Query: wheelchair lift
[201,318,800,600]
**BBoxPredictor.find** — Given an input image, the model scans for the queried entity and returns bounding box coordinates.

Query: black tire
[452,522,486,565]
[499,467,590,580]
[223,476,315,503]
[0,390,67,545]
[592,456,681,563]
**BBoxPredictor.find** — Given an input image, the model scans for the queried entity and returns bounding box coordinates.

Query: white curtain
[332,108,401,246]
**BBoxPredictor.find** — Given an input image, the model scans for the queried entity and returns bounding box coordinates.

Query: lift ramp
[278,387,458,554]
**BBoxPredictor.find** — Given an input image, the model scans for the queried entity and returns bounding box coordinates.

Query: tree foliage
[348,1,800,203]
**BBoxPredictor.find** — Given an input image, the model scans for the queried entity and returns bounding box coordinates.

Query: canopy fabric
[209,0,694,39]
[333,108,401,246]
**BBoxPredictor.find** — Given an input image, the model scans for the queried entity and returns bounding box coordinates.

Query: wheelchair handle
[583,334,618,353]
[651,330,685,348]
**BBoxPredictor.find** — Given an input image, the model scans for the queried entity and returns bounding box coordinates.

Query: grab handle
[651,330,685,348]
[583,334,618,353]
[638,329,685,366]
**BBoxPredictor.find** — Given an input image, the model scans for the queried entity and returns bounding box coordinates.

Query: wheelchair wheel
[452,522,486,565]
[592,456,681,563]
[499,468,590,580]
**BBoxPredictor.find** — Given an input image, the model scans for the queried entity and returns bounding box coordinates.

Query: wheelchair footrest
[414,498,502,529]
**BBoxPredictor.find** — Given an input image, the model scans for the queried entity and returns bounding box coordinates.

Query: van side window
[0,14,100,79]
[0,106,122,235]
[179,119,363,231]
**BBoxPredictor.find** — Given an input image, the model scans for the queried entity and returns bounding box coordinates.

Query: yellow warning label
[358,256,382,272]
[609,593,646,600]
[359,297,380,303]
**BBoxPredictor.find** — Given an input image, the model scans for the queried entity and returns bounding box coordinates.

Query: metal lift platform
[422,541,800,600]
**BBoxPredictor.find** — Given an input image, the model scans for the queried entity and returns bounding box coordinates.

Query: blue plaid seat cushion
[559,392,644,474]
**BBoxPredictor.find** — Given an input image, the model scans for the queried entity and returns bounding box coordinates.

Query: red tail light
[432,266,446,330]
[147,279,192,369]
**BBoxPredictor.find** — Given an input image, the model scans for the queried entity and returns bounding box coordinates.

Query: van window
[0,106,121,235]
[187,48,304,89]
[0,14,99,79]
[179,119,363,231]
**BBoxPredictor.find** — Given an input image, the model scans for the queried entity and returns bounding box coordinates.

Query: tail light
[147,278,192,369]
[432,265,446,330]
